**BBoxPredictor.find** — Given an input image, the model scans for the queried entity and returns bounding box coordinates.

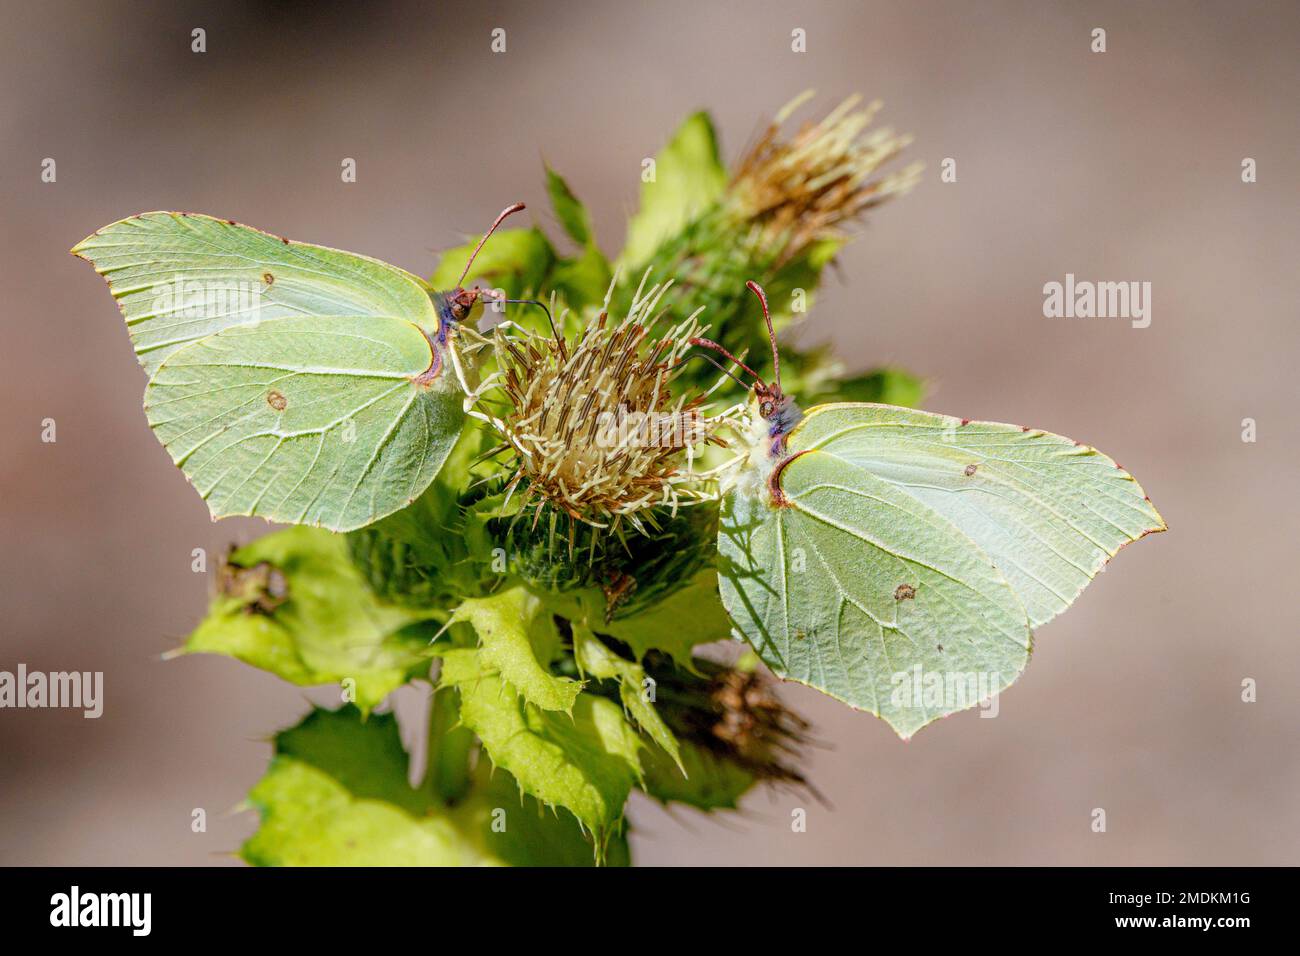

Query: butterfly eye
[760,401,774,417]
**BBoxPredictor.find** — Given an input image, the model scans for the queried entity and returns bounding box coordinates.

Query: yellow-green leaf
[573,624,682,772]
[620,111,727,269]
[450,587,582,712]
[440,649,640,857]
[184,527,438,714]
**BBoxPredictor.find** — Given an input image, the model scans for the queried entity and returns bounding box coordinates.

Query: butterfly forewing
[719,449,1031,738]
[145,314,463,532]
[786,403,1167,628]
[73,212,439,374]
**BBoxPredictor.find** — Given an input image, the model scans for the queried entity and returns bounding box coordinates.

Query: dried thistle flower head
[644,650,814,790]
[480,281,723,533]
[728,92,922,267]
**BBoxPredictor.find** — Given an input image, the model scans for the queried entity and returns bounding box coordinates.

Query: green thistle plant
[78,85,1161,863]
[81,95,932,865]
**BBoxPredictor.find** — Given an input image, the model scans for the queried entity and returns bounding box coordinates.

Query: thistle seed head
[728,92,922,265]
[485,283,724,532]
[645,651,814,790]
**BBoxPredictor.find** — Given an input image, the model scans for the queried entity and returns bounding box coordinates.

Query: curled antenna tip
[456,202,527,288]
[745,281,781,392]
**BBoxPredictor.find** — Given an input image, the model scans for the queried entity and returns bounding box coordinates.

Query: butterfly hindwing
[718,445,1031,739]
[73,212,440,374]
[145,314,463,532]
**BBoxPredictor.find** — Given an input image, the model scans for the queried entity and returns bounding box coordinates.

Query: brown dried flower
[645,650,814,790]
[727,91,922,266]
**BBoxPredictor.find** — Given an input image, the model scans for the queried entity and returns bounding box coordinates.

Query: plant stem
[425,686,474,806]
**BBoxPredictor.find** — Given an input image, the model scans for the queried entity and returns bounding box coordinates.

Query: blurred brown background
[2,0,1297,865]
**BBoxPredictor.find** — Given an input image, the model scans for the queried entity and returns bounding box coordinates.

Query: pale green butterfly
[703,282,1166,738]
[73,205,527,532]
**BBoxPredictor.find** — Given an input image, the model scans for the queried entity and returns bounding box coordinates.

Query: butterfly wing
[786,403,1166,628]
[718,401,1164,737]
[73,212,440,374]
[719,449,1031,739]
[144,314,463,532]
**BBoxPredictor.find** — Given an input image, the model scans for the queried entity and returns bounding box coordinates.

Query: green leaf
[440,649,640,855]
[275,704,428,814]
[545,165,593,246]
[243,705,622,866]
[718,402,1165,738]
[591,568,732,665]
[573,625,682,771]
[243,758,483,866]
[640,738,755,811]
[429,227,555,299]
[72,211,440,375]
[469,769,631,867]
[551,244,613,312]
[184,527,438,713]
[449,587,582,712]
[807,367,926,408]
[762,237,843,326]
[620,111,728,269]
[144,314,465,531]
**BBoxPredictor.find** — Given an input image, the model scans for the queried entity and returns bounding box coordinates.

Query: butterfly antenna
[746,280,780,392]
[456,202,526,288]
[480,290,564,353]
[688,337,765,387]
[671,351,751,389]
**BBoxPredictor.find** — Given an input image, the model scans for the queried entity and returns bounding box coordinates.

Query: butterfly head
[688,281,801,455]
[438,202,527,331]
[438,202,563,352]
[444,286,482,324]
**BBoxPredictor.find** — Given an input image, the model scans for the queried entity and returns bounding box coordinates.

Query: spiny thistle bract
[475,280,725,535]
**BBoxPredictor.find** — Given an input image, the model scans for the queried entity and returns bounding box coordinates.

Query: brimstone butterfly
[703,282,1166,738]
[73,205,526,531]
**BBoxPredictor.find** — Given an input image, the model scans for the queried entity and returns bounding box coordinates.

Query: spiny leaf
[439,649,640,857]
[574,625,682,772]
[450,587,582,712]
[274,705,427,814]
[243,704,621,866]
[242,758,485,866]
